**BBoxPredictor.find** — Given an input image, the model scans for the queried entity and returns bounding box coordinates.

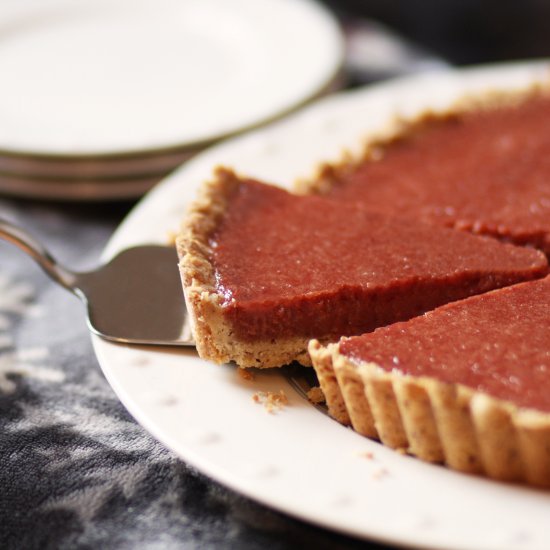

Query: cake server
[0,218,194,347]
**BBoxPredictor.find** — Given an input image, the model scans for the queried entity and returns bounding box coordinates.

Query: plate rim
[94,60,550,550]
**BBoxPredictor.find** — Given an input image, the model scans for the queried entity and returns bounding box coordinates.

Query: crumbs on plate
[306,386,325,404]
[253,390,288,413]
[358,451,375,460]
[238,367,255,381]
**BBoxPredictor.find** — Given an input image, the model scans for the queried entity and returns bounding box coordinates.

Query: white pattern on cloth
[0,272,61,393]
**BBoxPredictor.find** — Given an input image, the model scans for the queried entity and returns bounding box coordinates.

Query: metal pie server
[0,218,194,347]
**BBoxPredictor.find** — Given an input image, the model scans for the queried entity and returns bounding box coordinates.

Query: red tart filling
[340,275,550,412]
[209,177,547,342]
[321,93,550,254]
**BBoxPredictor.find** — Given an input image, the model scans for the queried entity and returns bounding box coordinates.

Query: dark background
[324,0,550,64]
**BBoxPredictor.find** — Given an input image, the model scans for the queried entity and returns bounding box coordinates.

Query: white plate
[0,0,342,156]
[94,61,550,550]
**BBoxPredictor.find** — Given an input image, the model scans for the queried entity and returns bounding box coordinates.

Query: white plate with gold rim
[94,61,550,550]
[0,0,342,157]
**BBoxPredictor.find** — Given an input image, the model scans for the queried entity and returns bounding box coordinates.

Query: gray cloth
[0,199,387,550]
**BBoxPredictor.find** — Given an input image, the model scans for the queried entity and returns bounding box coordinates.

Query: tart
[309,275,550,486]
[302,88,550,255]
[177,168,547,368]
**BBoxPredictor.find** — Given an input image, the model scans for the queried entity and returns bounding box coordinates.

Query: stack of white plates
[0,0,343,200]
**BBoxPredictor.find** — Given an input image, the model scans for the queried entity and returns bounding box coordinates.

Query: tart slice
[304,89,550,254]
[310,275,550,487]
[177,168,547,368]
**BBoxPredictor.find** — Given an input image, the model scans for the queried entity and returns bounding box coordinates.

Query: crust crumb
[306,386,325,404]
[252,390,289,413]
[238,368,255,381]
[166,230,178,246]
[358,451,375,460]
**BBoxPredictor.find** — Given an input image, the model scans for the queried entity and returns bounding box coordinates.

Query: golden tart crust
[305,88,550,488]
[177,167,546,369]
[176,168,312,368]
[177,84,550,488]
[309,277,550,488]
